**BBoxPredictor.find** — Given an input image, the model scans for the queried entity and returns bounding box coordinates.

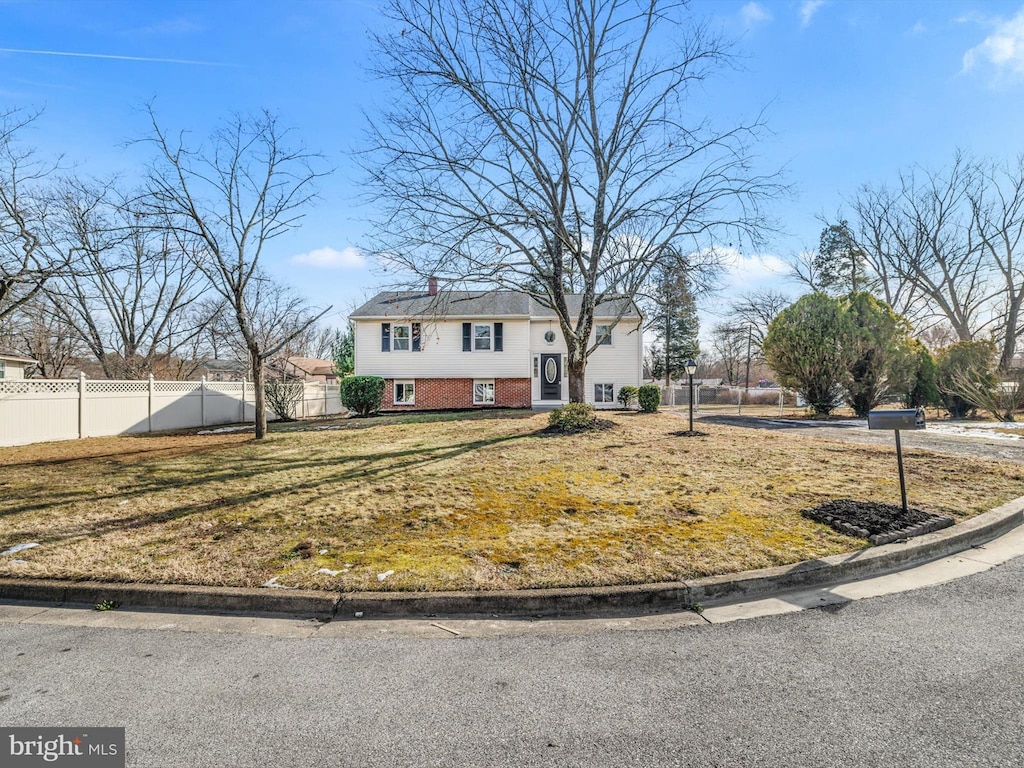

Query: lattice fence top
[87,380,149,393]
[205,382,245,393]
[153,381,202,393]
[0,380,79,395]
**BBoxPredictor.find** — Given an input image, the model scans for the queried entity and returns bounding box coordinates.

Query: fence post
[241,377,247,423]
[695,384,701,413]
[738,387,742,414]
[201,376,207,426]
[779,389,784,417]
[78,372,86,439]
[148,374,155,433]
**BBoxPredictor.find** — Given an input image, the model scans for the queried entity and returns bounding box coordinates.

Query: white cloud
[740,2,772,29]
[722,249,789,292]
[962,9,1024,81]
[799,0,826,28]
[290,246,366,270]
[909,20,927,36]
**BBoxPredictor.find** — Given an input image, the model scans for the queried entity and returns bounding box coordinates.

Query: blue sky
[2,0,1024,335]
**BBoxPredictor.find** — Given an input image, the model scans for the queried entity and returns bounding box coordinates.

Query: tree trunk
[999,299,1021,371]
[567,359,587,403]
[250,349,267,439]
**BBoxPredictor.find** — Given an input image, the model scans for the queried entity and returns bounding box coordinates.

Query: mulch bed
[800,499,955,545]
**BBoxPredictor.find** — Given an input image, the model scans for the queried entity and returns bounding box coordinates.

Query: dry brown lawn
[1,410,1021,592]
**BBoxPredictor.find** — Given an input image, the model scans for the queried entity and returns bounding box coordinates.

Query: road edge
[2,495,1022,619]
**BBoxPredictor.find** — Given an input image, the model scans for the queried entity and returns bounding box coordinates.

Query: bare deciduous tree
[141,108,330,437]
[850,155,992,344]
[365,0,780,401]
[0,108,66,329]
[967,156,1024,370]
[42,180,211,379]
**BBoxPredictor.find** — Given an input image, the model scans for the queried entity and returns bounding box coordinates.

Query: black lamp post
[684,358,698,432]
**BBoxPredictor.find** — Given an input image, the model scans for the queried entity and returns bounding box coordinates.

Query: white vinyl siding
[355,318,529,379]
[529,318,642,405]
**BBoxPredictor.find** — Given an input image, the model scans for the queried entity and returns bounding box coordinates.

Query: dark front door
[541,354,561,400]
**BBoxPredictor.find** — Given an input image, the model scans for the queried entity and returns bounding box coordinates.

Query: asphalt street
[3,553,1024,767]
[699,413,1024,463]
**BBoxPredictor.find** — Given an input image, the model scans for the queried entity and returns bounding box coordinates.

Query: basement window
[394,380,415,405]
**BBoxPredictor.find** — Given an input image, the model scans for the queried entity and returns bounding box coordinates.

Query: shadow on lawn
[1,428,536,547]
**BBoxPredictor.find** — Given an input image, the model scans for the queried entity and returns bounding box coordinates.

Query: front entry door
[541,354,561,400]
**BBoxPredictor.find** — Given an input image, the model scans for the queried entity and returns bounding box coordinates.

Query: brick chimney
[428,277,438,296]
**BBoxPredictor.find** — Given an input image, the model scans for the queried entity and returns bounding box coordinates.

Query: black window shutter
[381,323,391,352]
[412,322,421,352]
[462,322,471,352]
[494,322,503,352]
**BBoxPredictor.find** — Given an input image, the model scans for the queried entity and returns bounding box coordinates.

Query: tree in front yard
[763,293,855,416]
[842,292,917,418]
[363,0,780,402]
[141,107,330,438]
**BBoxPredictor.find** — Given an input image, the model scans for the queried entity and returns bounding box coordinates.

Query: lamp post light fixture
[683,358,698,433]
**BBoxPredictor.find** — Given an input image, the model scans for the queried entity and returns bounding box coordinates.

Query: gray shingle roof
[351,290,640,320]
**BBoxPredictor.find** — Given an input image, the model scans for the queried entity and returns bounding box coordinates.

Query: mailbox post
[867,408,926,514]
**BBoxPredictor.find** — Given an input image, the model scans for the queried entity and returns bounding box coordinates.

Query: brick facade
[383,377,532,410]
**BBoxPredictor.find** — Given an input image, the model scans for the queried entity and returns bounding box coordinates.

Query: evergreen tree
[647,265,699,385]
[332,325,355,378]
[814,220,871,295]
[763,293,856,416]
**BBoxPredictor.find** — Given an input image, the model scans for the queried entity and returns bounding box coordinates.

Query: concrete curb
[2,495,1023,619]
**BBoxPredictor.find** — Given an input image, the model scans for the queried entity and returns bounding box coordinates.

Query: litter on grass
[316,568,342,577]
[262,576,297,589]
[1,542,39,556]
[377,570,395,582]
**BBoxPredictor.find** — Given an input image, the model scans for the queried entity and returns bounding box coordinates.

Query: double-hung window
[596,325,612,346]
[474,324,491,350]
[462,322,503,352]
[594,383,614,403]
[393,325,411,351]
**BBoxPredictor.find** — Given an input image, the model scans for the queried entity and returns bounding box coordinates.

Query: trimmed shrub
[637,384,661,413]
[548,402,597,431]
[617,385,639,409]
[341,375,386,417]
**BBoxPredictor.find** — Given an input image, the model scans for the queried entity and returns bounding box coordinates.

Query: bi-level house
[350,283,643,410]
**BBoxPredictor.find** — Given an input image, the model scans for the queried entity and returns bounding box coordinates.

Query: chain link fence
[658,385,804,417]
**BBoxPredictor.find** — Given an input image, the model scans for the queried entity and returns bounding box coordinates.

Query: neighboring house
[193,359,250,382]
[0,352,37,380]
[350,286,643,410]
[274,357,337,384]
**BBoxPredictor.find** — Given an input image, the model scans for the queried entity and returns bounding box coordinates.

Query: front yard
[1,410,1021,591]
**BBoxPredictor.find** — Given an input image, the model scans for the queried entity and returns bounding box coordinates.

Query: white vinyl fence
[0,375,345,448]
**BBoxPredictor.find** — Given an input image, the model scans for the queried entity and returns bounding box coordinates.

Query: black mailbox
[867,408,925,431]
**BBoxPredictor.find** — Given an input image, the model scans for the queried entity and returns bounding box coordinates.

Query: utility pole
[744,323,753,392]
